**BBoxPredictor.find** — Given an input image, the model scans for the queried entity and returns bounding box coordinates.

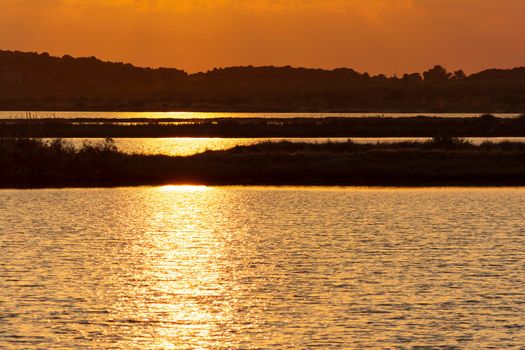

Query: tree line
[1,50,525,112]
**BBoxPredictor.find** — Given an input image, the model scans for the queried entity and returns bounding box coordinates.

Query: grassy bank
[2,114,525,138]
[2,138,525,188]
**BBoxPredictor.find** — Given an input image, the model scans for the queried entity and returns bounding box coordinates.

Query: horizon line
[3,48,524,78]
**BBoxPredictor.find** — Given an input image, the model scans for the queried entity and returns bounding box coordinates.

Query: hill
[1,50,525,112]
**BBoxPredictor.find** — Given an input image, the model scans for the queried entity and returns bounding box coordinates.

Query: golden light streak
[159,185,209,193]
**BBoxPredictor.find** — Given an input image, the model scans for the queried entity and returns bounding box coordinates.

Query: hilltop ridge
[1,50,525,112]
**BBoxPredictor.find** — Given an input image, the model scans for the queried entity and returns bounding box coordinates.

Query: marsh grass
[3,115,525,138]
[2,137,525,188]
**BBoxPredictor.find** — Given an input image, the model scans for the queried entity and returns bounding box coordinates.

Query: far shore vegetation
[2,114,525,138]
[3,137,525,188]
[2,50,525,112]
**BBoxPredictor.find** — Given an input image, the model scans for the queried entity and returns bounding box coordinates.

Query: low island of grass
[2,137,525,188]
[2,114,525,138]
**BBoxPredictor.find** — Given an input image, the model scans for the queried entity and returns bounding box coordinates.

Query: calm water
[53,137,525,156]
[1,186,524,349]
[0,111,519,119]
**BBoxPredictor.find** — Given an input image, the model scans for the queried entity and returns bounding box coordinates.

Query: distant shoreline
[2,50,525,113]
[3,138,525,189]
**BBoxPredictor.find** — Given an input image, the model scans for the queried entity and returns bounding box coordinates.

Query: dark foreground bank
[3,138,525,188]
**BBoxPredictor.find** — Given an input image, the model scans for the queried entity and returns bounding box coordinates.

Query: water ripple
[0,187,524,348]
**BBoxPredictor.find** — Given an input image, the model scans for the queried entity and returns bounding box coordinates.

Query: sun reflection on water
[158,185,209,193]
[117,187,238,349]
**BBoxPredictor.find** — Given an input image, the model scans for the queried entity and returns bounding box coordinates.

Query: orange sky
[1,0,524,74]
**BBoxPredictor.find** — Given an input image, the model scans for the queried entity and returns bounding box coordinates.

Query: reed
[3,137,525,188]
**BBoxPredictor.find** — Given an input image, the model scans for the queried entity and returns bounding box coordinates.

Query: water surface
[1,187,524,348]
[1,111,519,119]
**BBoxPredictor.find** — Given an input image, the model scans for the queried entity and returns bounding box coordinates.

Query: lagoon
[0,111,519,120]
[1,186,524,348]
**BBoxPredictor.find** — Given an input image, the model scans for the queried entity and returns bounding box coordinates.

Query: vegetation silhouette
[2,50,525,112]
[3,138,525,188]
[3,114,525,138]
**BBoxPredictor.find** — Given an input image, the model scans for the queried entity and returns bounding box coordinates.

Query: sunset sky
[1,0,524,74]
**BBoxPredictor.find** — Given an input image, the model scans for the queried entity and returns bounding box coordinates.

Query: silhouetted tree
[402,73,422,83]
[423,65,452,81]
[452,70,466,80]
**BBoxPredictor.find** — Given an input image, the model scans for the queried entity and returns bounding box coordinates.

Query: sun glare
[159,185,209,193]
